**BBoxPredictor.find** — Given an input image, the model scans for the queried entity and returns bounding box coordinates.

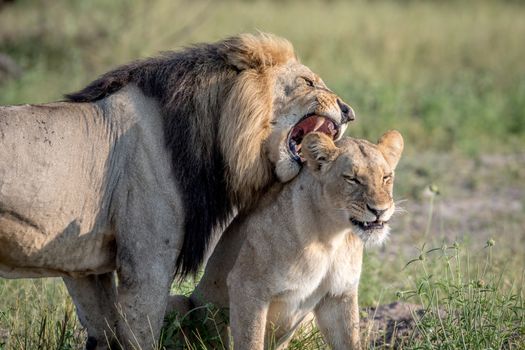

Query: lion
[0,33,354,349]
[167,130,404,350]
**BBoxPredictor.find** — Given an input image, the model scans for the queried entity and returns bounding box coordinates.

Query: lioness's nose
[367,204,387,219]
[337,99,355,123]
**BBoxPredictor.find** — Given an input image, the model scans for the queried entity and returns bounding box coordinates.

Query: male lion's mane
[66,34,296,276]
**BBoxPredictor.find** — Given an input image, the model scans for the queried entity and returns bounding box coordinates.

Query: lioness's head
[302,131,404,245]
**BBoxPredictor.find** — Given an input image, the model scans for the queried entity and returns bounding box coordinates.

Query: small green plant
[398,240,525,349]
[162,303,229,350]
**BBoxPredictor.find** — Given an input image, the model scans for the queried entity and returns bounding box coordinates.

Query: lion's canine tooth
[312,116,325,132]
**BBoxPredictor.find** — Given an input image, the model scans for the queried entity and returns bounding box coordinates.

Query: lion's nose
[366,204,387,219]
[337,99,355,123]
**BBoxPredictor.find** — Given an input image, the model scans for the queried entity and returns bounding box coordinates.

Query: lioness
[169,130,404,350]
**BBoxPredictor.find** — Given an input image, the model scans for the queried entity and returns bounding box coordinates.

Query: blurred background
[1,0,524,153]
[0,0,524,348]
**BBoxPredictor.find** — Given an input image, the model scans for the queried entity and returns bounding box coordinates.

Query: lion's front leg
[114,241,176,350]
[63,273,119,350]
[109,166,184,349]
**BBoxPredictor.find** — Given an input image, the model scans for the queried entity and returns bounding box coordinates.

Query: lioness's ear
[377,130,404,169]
[220,33,296,71]
[302,132,338,172]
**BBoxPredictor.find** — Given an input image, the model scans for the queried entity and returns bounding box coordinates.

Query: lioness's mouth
[288,114,340,162]
[350,218,386,231]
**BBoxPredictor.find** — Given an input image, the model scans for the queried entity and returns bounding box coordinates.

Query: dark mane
[66,43,239,277]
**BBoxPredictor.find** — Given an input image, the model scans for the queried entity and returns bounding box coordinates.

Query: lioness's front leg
[228,273,269,350]
[314,291,361,350]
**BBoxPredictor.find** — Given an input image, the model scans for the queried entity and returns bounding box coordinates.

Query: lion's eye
[303,77,314,87]
[343,175,360,185]
[383,174,393,184]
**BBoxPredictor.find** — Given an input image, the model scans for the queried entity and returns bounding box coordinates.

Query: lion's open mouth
[350,218,386,231]
[288,114,340,162]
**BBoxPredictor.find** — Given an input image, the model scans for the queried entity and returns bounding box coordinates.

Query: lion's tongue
[291,116,326,139]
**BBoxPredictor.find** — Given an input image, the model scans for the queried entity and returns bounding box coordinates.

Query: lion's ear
[302,132,339,172]
[377,130,404,170]
[221,33,296,71]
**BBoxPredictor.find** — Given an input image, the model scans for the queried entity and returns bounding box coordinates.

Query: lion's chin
[275,156,302,183]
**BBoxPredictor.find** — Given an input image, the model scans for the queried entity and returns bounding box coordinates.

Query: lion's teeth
[313,117,325,131]
[328,122,336,135]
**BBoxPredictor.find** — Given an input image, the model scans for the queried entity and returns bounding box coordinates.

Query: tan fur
[220,33,296,71]
[0,33,352,349]
[220,68,274,203]
[168,131,404,350]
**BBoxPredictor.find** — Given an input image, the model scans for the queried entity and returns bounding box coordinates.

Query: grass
[2,239,523,349]
[398,241,525,349]
[0,279,83,349]
[1,0,524,348]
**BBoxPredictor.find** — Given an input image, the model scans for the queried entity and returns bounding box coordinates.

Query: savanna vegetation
[1,0,523,348]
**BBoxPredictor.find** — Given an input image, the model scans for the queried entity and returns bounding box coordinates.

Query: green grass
[0,279,83,349]
[2,240,523,349]
[398,241,525,349]
[1,0,524,348]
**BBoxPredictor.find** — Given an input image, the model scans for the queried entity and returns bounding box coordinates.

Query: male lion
[168,131,404,350]
[0,33,353,349]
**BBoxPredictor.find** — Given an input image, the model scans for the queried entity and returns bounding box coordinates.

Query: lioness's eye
[383,174,393,184]
[343,175,360,185]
